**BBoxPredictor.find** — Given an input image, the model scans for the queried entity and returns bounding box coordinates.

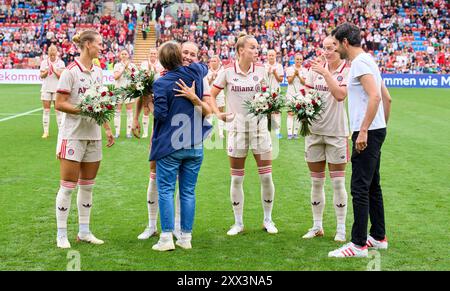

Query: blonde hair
[72,30,100,50]
[48,45,58,54]
[235,32,255,59]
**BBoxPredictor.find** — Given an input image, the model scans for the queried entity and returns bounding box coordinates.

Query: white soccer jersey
[140,60,164,79]
[114,62,138,88]
[213,61,268,132]
[207,66,225,100]
[286,65,308,99]
[56,59,103,140]
[264,62,284,91]
[305,61,350,137]
[40,58,65,93]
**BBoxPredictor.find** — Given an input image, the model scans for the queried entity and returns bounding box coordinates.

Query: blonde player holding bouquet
[210,33,278,236]
[302,36,350,242]
[40,45,65,138]
[113,49,138,139]
[54,30,115,249]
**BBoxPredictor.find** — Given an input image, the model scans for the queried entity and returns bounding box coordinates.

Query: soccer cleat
[175,233,192,249]
[76,233,104,245]
[263,220,278,234]
[293,134,299,139]
[57,235,71,249]
[142,133,148,138]
[126,134,132,139]
[276,133,283,139]
[114,134,120,139]
[328,242,368,258]
[42,133,49,139]
[219,133,225,139]
[366,235,388,250]
[287,134,293,140]
[302,227,324,239]
[334,230,347,242]
[137,226,158,240]
[152,237,175,251]
[227,224,244,236]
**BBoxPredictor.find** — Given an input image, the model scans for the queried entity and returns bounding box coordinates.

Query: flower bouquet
[78,85,118,126]
[286,89,324,136]
[244,85,285,131]
[115,67,156,102]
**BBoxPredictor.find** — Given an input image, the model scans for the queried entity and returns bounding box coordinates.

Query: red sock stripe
[150,173,156,180]
[78,179,95,186]
[330,171,345,178]
[346,139,350,163]
[258,166,272,175]
[310,172,325,178]
[231,169,245,176]
[60,180,77,189]
[60,139,67,159]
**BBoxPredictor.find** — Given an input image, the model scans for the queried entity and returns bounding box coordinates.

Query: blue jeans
[156,147,204,233]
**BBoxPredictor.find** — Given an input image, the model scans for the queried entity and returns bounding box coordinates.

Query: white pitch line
[0,108,43,122]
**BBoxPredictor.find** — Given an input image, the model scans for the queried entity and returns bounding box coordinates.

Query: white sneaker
[334,230,347,242]
[302,227,324,239]
[263,220,278,234]
[142,133,148,138]
[227,224,244,236]
[328,242,368,258]
[152,237,175,251]
[137,226,158,240]
[76,232,104,245]
[175,233,192,249]
[57,235,71,249]
[173,229,182,241]
[366,235,388,250]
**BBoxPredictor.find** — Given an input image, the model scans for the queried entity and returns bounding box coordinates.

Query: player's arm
[322,72,347,102]
[381,82,392,124]
[102,122,115,147]
[55,92,81,114]
[174,79,212,116]
[272,68,284,83]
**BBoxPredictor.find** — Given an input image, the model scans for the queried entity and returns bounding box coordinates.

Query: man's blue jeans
[156,148,204,233]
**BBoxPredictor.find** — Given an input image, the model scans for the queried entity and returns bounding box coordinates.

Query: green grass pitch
[0,84,449,270]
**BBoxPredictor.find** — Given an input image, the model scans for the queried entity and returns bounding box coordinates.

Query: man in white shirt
[328,23,392,258]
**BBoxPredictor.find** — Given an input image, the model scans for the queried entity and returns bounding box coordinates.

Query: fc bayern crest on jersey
[68,149,75,156]
[255,84,261,92]
[253,76,259,82]
[337,75,343,82]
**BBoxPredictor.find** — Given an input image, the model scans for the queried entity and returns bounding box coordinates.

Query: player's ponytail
[72,30,99,50]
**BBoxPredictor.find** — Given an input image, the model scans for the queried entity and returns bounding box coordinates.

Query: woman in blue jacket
[150,41,212,251]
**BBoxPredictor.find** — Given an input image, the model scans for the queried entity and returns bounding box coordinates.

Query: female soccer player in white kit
[40,45,65,138]
[285,53,308,139]
[264,50,284,139]
[210,33,278,236]
[302,36,350,242]
[54,30,115,249]
[140,47,163,138]
[113,49,138,139]
[207,55,226,139]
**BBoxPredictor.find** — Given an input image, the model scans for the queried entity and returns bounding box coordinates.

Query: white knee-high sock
[258,166,275,221]
[218,119,225,137]
[77,179,95,235]
[294,119,300,136]
[147,172,158,229]
[272,113,281,135]
[330,171,348,231]
[126,110,133,136]
[310,172,326,229]
[56,180,77,236]
[230,169,245,226]
[143,114,150,137]
[114,109,121,136]
[56,110,62,128]
[287,114,294,136]
[43,109,50,134]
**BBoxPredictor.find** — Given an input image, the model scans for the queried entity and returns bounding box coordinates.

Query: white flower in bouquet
[136,82,144,91]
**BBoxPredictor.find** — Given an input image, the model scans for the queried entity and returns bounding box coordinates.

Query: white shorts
[227,130,272,158]
[305,133,349,164]
[56,139,102,162]
[41,92,56,101]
